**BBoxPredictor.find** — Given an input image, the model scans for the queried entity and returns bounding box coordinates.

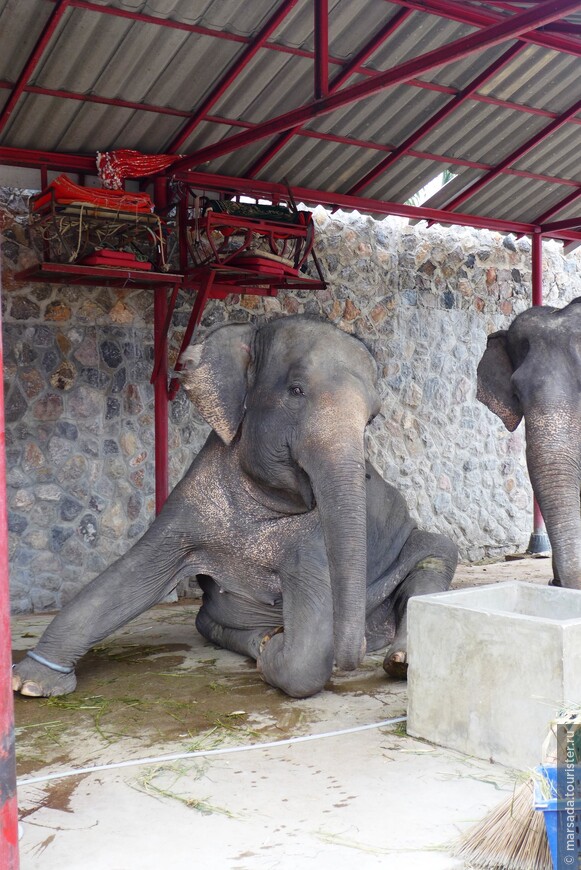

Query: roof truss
[173,0,581,172]
[1,0,580,241]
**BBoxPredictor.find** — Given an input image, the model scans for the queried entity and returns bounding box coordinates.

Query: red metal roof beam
[170,168,536,233]
[4,72,580,131]
[173,0,581,173]
[23,3,581,135]
[314,0,329,99]
[60,0,581,58]
[346,40,525,196]
[394,0,581,57]
[0,81,193,118]
[438,93,581,214]
[3,135,578,192]
[534,187,581,225]
[542,229,581,242]
[166,0,298,153]
[0,0,71,135]
[540,217,581,233]
[329,7,413,92]
[69,0,251,43]
[246,6,412,178]
[541,21,581,35]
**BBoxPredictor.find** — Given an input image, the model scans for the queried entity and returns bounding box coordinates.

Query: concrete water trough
[407,581,581,769]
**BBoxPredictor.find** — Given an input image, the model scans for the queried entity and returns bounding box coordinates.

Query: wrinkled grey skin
[13,315,457,699]
[477,297,581,589]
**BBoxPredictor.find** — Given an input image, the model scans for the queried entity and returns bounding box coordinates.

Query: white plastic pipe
[18,715,407,787]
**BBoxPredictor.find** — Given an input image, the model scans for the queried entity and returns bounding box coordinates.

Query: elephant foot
[12,655,77,697]
[383,649,408,680]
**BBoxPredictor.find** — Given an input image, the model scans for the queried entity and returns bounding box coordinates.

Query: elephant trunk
[298,407,369,671]
[525,412,581,588]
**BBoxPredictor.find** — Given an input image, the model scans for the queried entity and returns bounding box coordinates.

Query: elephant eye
[288,384,305,397]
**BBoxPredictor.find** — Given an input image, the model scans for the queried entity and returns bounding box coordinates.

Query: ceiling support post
[527,231,551,556]
[531,230,543,307]
[153,286,170,515]
[0,257,20,870]
[314,0,329,99]
[153,178,170,515]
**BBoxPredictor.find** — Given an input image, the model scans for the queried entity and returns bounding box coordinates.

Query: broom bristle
[453,779,552,870]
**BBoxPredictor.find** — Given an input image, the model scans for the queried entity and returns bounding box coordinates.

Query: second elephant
[477,297,581,589]
[13,315,458,699]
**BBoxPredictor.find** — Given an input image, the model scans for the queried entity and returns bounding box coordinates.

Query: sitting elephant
[477,296,581,588]
[13,315,457,699]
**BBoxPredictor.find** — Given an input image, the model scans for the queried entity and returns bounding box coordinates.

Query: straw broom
[453,777,552,870]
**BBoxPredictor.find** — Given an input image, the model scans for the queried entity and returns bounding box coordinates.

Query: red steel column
[528,231,550,554]
[314,0,329,99]
[0,256,19,867]
[153,178,169,514]
[532,230,543,306]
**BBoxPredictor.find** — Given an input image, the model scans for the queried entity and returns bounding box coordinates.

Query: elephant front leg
[12,517,191,697]
[257,559,334,699]
[382,530,457,679]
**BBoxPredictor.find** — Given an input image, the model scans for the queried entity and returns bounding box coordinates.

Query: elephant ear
[179,322,256,445]
[476,330,523,431]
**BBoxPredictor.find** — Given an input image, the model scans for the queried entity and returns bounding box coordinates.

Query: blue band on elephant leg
[27,650,74,674]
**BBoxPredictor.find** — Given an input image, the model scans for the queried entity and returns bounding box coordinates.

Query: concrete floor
[12,557,553,870]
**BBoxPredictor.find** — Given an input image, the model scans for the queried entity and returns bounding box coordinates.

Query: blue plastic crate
[534,765,581,869]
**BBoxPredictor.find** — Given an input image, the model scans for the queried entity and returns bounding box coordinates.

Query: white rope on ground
[17,715,407,788]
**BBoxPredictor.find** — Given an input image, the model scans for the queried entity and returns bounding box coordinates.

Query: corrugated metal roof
[0,0,580,240]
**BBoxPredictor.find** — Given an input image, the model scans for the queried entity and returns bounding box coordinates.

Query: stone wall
[2,187,580,613]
